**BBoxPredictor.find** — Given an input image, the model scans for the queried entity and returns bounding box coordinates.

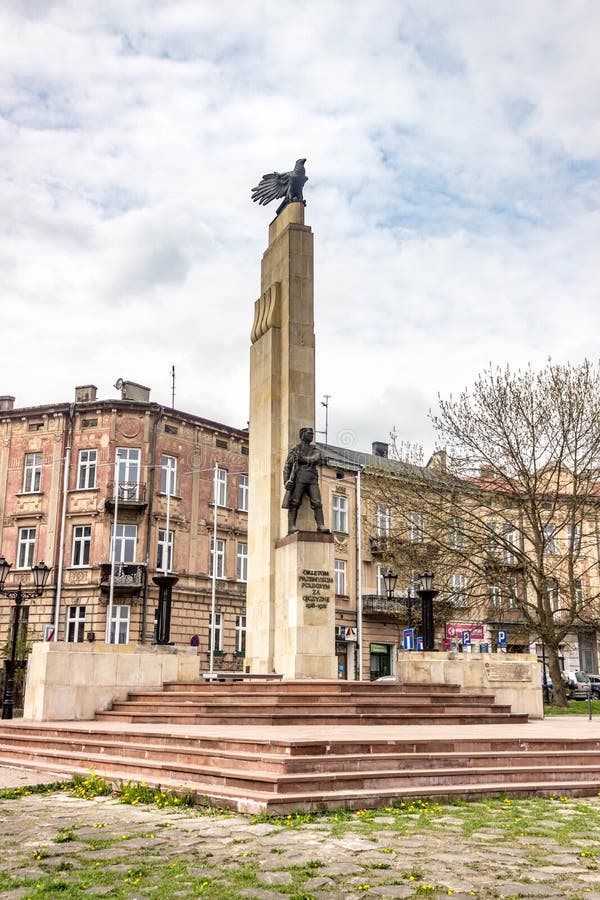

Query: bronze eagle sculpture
[251,158,308,215]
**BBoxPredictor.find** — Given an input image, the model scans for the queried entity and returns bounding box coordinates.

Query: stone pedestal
[245,203,336,678]
[273,532,336,679]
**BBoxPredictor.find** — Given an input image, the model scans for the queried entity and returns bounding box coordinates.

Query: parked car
[584,673,600,698]
[562,670,593,700]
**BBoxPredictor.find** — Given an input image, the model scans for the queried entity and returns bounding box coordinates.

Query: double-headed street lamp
[0,556,51,719]
[416,570,439,652]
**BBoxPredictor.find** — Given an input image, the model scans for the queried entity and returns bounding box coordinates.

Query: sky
[2,1,600,460]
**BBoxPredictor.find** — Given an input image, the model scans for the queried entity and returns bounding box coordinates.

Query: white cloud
[1,0,600,460]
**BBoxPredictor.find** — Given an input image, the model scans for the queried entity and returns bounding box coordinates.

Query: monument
[245,160,337,678]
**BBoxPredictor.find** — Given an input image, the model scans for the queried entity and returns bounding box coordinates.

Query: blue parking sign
[462,630,471,647]
[497,629,507,648]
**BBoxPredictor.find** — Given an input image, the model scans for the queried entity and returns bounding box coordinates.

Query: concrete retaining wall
[395,651,543,719]
[23,642,200,721]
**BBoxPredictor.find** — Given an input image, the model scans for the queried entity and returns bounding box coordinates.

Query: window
[17,527,36,569]
[485,520,498,553]
[449,573,467,606]
[66,605,86,643]
[567,523,582,553]
[23,452,42,493]
[574,578,584,604]
[210,538,225,579]
[332,494,348,533]
[237,474,249,511]
[543,524,557,555]
[72,525,91,567]
[448,517,463,550]
[236,541,248,582]
[546,579,560,612]
[489,585,502,608]
[111,524,137,563]
[502,524,517,564]
[409,510,423,543]
[208,612,223,651]
[213,467,228,507]
[334,559,347,596]
[77,449,97,489]
[375,506,391,537]
[376,564,386,597]
[116,447,140,500]
[235,615,246,654]
[160,455,177,495]
[507,575,520,608]
[109,605,130,644]
[157,529,174,572]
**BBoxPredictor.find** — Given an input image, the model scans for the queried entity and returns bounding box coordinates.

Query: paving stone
[257,870,294,885]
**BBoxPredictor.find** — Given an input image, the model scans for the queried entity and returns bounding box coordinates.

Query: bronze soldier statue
[282,427,330,534]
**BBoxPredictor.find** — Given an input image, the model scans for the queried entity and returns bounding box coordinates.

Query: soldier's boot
[288,508,299,534]
[314,506,330,534]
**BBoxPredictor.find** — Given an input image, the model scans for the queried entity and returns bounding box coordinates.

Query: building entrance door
[369,643,392,681]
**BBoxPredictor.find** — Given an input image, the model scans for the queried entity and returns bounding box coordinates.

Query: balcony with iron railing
[362,594,418,617]
[99,562,146,594]
[105,482,147,512]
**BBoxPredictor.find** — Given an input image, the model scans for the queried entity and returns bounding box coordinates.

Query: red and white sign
[446,623,485,641]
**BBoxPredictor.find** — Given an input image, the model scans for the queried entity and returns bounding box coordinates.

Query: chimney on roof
[121,381,151,403]
[0,396,15,411]
[372,441,389,459]
[75,385,98,403]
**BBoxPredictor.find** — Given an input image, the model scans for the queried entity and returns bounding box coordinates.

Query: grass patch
[544,699,600,715]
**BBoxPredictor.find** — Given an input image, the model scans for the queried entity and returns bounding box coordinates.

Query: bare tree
[366,360,600,707]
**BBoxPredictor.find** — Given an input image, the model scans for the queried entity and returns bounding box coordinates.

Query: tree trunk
[547,646,569,708]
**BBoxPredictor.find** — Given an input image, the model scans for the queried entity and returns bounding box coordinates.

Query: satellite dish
[114,378,124,391]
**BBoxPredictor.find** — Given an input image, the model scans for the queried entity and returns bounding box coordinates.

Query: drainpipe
[52,405,74,639]
[141,407,163,642]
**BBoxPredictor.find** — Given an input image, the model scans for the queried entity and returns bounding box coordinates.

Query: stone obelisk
[245,201,336,678]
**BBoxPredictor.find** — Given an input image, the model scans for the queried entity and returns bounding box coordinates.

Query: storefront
[369,642,393,680]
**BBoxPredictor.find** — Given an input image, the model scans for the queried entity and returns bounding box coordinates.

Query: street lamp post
[0,556,51,719]
[381,568,398,603]
[416,570,439,652]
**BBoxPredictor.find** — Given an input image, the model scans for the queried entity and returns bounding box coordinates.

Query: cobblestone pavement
[2,787,600,899]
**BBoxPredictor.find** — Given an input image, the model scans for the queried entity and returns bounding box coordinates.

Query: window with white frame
[77,449,97,490]
[449,573,467,606]
[567,523,582,553]
[502,523,517,564]
[72,525,91,567]
[208,611,223,651]
[111,524,137,563]
[66,605,86,642]
[213,468,228,507]
[543,524,557,555]
[116,447,141,500]
[160,455,177,495]
[210,537,225,578]
[237,474,249,511]
[109,604,130,644]
[334,558,347,595]
[546,578,560,612]
[507,575,519,608]
[489,585,502,608]
[17,526,36,569]
[375,506,391,537]
[236,541,248,582]
[376,564,385,597]
[332,494,348,533]
[485,520,498,553]
[157,529,174,571]
[448,517,464,550]
[235,614,246,654]
[409,510,424,543]
[23,452,42,493]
